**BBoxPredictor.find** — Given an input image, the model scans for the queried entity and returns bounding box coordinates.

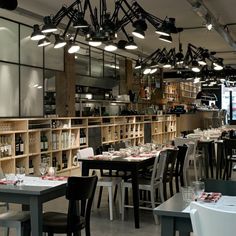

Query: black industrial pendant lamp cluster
[30,0,181,53]
[136,43,225,75]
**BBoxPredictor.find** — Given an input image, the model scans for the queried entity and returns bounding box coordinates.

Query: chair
[223,138,236,180]
[204,179,236,195]
[121,150,167,224]
[190,201,236,236]
[174,137,201,181]
[0,167,30,236]
[43,175,98,236]
[77,147,122,221]
[162,149,178,200]
[173,145,188,192]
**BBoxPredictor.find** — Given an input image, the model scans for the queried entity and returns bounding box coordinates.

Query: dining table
[0,176,67,236]
[154,192,236,236]
[78,151,157,228]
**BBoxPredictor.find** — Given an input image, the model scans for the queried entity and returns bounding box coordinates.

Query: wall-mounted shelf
[0,115,177,175]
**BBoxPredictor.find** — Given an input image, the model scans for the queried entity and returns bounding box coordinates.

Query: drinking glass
[39,162,48,176]
[16,167,25,185]
[108,147,115,154]
[181,186,194,203]
[192,181,205,200]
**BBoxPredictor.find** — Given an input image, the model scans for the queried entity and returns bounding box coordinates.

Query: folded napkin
[0,179,16,185]
[42,176,68,181]
[199,192,222,202]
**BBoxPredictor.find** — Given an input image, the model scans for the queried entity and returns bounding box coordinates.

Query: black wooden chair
[42,175,98,236]
[174,145,188,192]
[163,149,178,200]
[223,138,236,180]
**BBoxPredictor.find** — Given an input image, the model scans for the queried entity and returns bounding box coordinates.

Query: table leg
[30,197,42,236]
[131,168,140,228]
[161,216,175,236]
[179,231,191,236]
[81,162,89,176]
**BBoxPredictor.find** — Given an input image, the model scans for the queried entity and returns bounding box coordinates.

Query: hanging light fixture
[41,16,57,33]
[38,38,51,47]
[191,60,201,72]
[159,35,172,43]
[54,35,67,49]
[125,36,138,50]
[31,24,46,41]
[30,0,181,53]
[104,42,118,52]
[67,40,80,54]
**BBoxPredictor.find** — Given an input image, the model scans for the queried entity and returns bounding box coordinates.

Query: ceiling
[10,0,236,66]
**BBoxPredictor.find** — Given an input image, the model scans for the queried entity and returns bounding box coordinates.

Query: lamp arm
[121,26,130,40]
[62,10,76,38]
[85,0,99,30]
[52,0,80,24]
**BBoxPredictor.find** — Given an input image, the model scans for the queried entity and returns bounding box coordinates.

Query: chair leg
[150,189,158,224]
[117,183,122,214]
[114,185,118,202]
[121,184,125,221]
[159,183,164,202]
[97,186,103,208]
[175,175,179,193]
[108,186,113,220]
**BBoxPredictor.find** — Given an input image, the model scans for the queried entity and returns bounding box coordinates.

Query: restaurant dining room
[1,0,236,236]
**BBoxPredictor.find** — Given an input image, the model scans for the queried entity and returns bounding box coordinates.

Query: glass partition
[0,18,19,63]
[20,66,44,116]
[20,24,43,67]
[0,62,19,117]
[91,47,103,77]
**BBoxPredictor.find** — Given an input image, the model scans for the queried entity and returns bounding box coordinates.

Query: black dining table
[0,178,66,236]
[78,155,155,228]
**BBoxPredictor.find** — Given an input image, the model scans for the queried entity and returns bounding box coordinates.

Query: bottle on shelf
[80,129,86,146]
[62,153,68,169]
[52,156,57,168]
[41,134,48,151]
[29,159,34,175]
[19,135,24,155]
[15,135,22,155]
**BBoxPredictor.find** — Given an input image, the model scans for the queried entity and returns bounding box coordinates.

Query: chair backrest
[224,138,236,156]
[174,137,197,162]
[163,149,178,183]
[66,175,98,234]
[205,179,236,196]
[78,147,94,159]
[190,201,236,236]
[151,150,167,187]
[175,145,188,176]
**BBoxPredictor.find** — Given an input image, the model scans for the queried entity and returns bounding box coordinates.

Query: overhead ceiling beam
[186,0,236,50]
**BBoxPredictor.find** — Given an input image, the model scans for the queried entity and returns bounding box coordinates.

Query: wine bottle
[29,159,34,175]
[44,134,48,151]
[15,136,20,155]
[40,135,44,151]
[19,135,24,155]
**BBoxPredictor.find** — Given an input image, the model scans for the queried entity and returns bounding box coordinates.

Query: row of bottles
[0,136,12,157]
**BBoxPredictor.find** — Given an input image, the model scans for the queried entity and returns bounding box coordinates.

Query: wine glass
[39,162,48,176]
[192,181,205,200]
[16,167,25,185]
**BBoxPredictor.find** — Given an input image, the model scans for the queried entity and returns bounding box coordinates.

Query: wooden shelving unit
[0,115,177,175]
[151,115,177,144]
[179,82,201,102]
